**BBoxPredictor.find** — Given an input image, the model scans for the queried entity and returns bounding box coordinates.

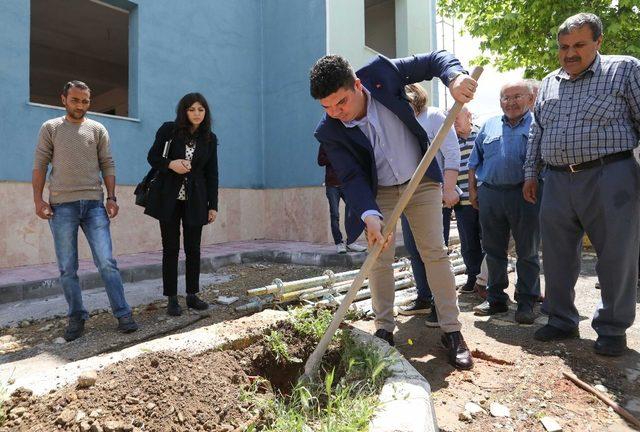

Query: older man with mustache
[523,13,640,356]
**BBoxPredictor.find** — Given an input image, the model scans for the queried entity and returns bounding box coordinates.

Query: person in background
[318,145,367,254]
[469,80,541,325]
[32,80,139,341]
[398,83,460,329]
[145,93,219,316]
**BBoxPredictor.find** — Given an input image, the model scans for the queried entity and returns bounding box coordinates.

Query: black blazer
[145,121,218,226]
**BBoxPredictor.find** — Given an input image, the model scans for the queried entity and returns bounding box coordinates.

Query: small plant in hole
[247,328,394,432]
[264,330,301,364]
[288,307,335,341]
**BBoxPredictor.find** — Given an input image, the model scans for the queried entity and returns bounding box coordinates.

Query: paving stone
[490,402,511,418]
[540,416,562,432]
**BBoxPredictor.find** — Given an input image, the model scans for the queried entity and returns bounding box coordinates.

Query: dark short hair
[62,80,90,96]
[174,92,213,142]
[309,55,356,99]
[558,13,603,41]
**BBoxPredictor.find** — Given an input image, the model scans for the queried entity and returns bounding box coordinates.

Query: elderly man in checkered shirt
[523,13,640,356]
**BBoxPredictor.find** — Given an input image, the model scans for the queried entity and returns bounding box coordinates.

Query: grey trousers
[541,157,640,336]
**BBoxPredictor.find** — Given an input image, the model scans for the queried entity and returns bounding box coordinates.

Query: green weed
[248,329,393,432]
[288,307,334,341]
[264,330,301,364]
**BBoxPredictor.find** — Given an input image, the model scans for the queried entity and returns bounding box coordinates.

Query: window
[30,0,130,116]
[365,0,396,57]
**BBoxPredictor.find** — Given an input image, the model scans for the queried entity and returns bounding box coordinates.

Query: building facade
[0,0,436,269]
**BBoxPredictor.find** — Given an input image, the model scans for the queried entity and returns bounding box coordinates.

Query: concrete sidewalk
[0,235,443,305]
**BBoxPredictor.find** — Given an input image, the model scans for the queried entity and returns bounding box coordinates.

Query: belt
[481,182,524,191]
[547,151,632,173]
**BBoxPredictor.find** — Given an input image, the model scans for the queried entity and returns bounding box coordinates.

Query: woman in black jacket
[146,93,218,315]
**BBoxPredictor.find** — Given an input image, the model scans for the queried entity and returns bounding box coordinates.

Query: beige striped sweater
[34,116,115,204]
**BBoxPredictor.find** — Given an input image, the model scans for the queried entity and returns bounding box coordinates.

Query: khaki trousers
[370,180,462,333]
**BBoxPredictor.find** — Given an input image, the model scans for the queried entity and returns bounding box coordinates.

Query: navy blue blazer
[314,51,465,243]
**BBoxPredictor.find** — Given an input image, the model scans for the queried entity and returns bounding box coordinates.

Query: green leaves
[437,0,640,78]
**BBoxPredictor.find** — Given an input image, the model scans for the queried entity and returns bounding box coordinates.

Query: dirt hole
[1,318,345,432]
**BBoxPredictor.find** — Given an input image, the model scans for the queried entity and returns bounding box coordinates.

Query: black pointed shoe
[167,295,182,316]
[186,294,209,310]
[441,331,474,370]
[374,329,395,347]
[534,324,579,342]
[594,335,627,357]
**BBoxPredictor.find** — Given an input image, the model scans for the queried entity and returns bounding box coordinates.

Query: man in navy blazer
[310,53,476,370]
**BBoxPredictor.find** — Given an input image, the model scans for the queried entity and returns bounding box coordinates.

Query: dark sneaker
[398,298,432,316]
[374,329,394,346]
[459,278,476,293]
[167,295,182,316]
[424,308,440,328]
[594,335,627,357]
[474,283,487,300]
[186,294,209,310]
[473,300,509,316]
[441,331,473,370]
[514,304,536,324]
[117,314,139,333]
[534,324,579,342]
[63,316,85,342]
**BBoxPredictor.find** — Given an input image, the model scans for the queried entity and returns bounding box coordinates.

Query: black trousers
[160,200,203,296]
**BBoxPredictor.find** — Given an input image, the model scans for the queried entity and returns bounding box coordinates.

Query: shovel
[302,66,484,380]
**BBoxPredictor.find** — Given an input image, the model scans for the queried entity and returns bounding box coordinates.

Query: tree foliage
[438,0,640,79]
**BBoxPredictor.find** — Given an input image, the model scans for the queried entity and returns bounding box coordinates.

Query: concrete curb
[350,328,439,432]
[0,244,410,305]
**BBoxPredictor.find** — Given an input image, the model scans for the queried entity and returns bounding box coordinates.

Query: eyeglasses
[500,94,528,102]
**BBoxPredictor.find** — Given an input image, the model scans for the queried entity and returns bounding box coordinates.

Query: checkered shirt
[524,54,640,179]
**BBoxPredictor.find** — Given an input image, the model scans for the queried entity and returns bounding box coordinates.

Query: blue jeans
[49,200,131,320]
[401,214,434,303]
[478,183,541,308]
[326,185,346,245]
[402,205,484,303]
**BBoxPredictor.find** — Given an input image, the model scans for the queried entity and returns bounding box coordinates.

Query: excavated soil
[0,319,339,432]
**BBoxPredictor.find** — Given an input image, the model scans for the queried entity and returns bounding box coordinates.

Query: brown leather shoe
[474,283,487,300]
[441,331,473,370]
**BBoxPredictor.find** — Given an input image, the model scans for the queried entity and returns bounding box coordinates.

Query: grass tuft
[249,315,395,432]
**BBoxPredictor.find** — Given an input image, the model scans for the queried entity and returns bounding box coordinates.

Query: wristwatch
[107,196,117,202]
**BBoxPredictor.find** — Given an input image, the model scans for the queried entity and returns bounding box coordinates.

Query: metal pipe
[279,269,413,302]
[247,258,411,297]
[316,277,415,306]
[297,270,414,302]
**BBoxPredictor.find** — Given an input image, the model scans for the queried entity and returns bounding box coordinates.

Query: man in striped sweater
[32,80,139,342]
[451,108,485,294]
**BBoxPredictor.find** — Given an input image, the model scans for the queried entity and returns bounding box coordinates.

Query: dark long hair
[174,92,212,141]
